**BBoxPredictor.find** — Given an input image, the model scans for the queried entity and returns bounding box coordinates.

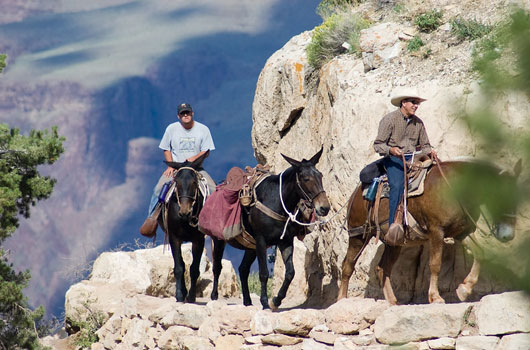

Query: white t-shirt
[159,121,215,162]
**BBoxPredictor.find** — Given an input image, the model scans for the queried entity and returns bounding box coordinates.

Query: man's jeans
[147,170,216,217]
[383,155,411,225]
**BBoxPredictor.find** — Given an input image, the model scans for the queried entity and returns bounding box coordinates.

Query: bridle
[170,166,203,227]
[277,168,327,238]
[295,172,326,202]
[174,166,200,209]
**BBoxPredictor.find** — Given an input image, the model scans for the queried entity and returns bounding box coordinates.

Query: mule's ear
[165,160,182,170]
[191,150,210,169]
[309,146,324,165]
[281,153,301,168]
[513,158,522,179]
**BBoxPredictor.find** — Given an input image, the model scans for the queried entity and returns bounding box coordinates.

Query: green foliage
[458,8,530,292]
[307,11,370,71]
[0,54,65,349]
[393,3,405,14]
[451,17,492,41]
[0,54,5,74]
[244,272,273,298]
[0,124,65,241]
[472,9,530,94]
[68,305,105,349]
[0,252,48,349]
[414,10,443,33]
[317,0,363,19]
[407,36,424,52]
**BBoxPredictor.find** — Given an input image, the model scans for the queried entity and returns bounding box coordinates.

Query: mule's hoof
[429,296,446,304]
[186,296,196,303]
[210,292,218,301]
[456,284,470,302]
[269,299,279,311]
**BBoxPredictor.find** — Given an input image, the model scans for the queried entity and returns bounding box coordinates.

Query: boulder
[476,291,530,335]
[325,297,389,334]
[374,303,471,344]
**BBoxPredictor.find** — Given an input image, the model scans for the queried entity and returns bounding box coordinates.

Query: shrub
[393,3,405,14]
[317,0,364,18]
[68,302,106,349]
[407,36,425,52]
[414,10,443,33]
[307,11,370,71]
[451,17,492,41]
[244,272,273,297]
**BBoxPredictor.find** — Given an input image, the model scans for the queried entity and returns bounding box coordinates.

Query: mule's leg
[456,256,481,301]
[186,235,205,303]
[427,228,445,304]
[168,235,187,302]
[270,242,294,310]
[255,237,271,309]
[338,236,365,300]
[239,249,257,306]
[210,238,226,300]
[377,245,402,305]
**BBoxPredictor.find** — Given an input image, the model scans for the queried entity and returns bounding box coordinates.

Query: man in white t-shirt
[140,102,216,237]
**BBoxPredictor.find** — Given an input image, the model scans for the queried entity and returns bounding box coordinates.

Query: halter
[278,170,327,239]
[295,172,326,202]
[174,166,200,209]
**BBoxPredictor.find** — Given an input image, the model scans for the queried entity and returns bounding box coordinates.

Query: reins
[162,167,203,235]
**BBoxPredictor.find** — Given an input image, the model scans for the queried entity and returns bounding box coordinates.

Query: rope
[277,171,350,239]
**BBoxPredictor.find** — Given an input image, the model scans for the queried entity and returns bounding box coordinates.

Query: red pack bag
[198,167,248,240]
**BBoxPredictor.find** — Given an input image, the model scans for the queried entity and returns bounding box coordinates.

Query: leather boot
[140,217,158,238]
[385,222,404,246]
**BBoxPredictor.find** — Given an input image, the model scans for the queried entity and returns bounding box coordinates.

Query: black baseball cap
[177,103,193,114]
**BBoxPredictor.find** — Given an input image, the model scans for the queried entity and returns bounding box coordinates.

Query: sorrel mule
[338,159,521,305]
[210,147,330,309]
[160,151,209,303]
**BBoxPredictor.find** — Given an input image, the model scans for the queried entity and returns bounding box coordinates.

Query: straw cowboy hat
[390,88,427,107]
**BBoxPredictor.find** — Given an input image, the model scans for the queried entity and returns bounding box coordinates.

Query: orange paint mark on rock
[295,62,304,93]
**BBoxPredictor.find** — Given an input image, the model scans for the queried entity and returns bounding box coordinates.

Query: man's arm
[162,150,174,177]
[418,123,433,155]
[373,116,393,156]
[186,150,209,163]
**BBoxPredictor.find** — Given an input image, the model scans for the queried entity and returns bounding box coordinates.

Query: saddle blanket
[362,162,430,199]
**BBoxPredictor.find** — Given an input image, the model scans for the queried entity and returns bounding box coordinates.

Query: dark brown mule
[160,151,209,303]
[338,159,521,305]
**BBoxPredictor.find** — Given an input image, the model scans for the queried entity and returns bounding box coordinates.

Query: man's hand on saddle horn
[389,147,403,157]
[163,167,175,177]
[429,149,438,161]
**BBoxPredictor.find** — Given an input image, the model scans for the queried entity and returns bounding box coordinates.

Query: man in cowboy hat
[373,87,436,238]
[140,102,216,237]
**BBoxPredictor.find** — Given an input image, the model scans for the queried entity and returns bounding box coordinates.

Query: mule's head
[166,151,209,219]
[490,159,522,242]
[281,146,330,217]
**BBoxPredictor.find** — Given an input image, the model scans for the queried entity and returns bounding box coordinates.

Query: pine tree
[0,53,65,349]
